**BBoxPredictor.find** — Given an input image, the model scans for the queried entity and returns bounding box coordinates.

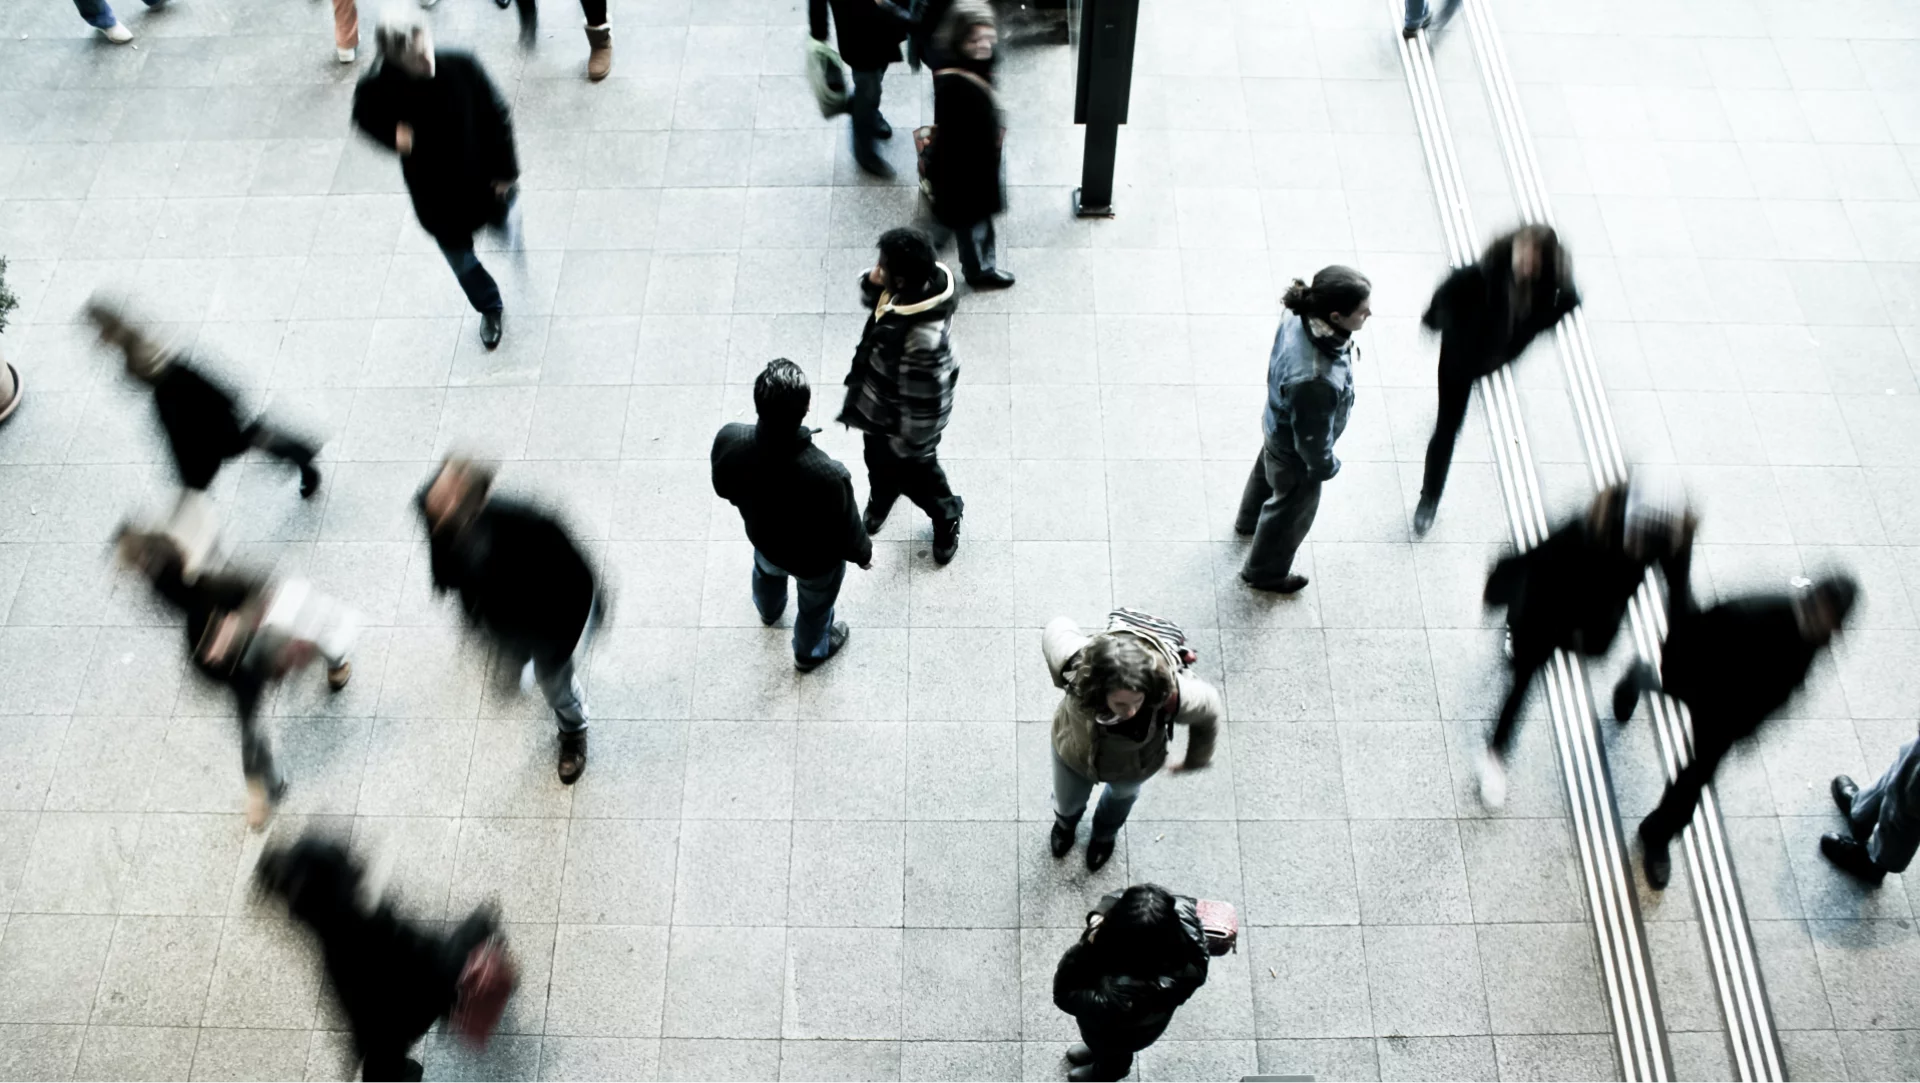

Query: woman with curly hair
[1042,612,1223,870]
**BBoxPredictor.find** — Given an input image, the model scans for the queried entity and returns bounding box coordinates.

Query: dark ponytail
[1281,265,1372,321]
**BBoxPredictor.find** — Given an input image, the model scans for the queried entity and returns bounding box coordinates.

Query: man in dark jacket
[713,360,873,671]
[927,2,1013,289]
[809,0,914,176]
[1616,555,1857,889]
[1414,224,1580,535]
[1053,884,1210,1082]
[838,228,965,564]
[1479,483,1689,809]
[417,458,600,784]
[352,12,520,350]
[87,300,321,499]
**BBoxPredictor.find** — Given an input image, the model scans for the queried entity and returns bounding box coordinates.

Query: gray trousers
[1236,438,1321,586]
[1052,749,1145,842]
[1850,736,1920,873]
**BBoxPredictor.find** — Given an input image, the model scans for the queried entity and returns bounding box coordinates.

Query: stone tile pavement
[0,0,1913,1078]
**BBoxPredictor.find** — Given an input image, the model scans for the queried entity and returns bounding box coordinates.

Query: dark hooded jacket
[351,51,519,245]
[1054,896,1211,1054]
[809,0,914,70]
[838,266,960,453]
[712,421,872,579]
[1422,232,1580,383]
[927,60,1004,229]
[419,496,596,660]
[149,361,254,491]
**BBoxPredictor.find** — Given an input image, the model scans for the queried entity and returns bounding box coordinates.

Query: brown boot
[585,24,612,81]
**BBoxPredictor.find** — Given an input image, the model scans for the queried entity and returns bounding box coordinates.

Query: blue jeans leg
[849,68,885,163]
[74,0,118,28]
[437,240,504,314]
[751,551,789,626]
[790,561,844,661]
[1404,0,1429,28]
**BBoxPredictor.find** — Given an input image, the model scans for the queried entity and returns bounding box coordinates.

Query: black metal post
[1072,0,1139,218]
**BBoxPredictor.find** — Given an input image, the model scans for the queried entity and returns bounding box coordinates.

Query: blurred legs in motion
[332,0,359,60]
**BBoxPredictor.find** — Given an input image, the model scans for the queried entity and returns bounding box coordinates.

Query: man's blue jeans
[74,0,163,29]
[751,552,844,662]
[438,241,504,315]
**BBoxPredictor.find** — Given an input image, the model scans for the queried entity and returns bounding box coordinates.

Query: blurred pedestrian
[926,2,1014,289]
[86,299,323,500]
[713,359,873,671]
[352,11,521,350]
[1043,610,1220,871]
[257,835,515,1082]
[1403,0,1460,38]
[838,227,966,564]
[1480,482,1688,808]
[809,0,915,176]
[1235,267,1370,595]
[72,0,166,43]
[1414,224,1579,535]
[118,529,356,827]
[1616,555,1856,889]
[1825,726,1920,886]
[416,458,601,784]
[1053,884,1211,1082]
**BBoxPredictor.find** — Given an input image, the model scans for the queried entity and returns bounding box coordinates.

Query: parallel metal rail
[1453,0,1784,1076]
[1392,8,1670,1080]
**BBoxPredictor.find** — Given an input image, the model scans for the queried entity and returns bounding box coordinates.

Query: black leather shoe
[855,153,895,179]
[558,732,587,785]
[299,465,322,499]
[1065,1044,1095,1067]
[1241,572,1308,594]
[932,515,961,564]
[1413,498,1437,536]
[1640,823,1671,890]
[480,311,503,350]
[795,621,850,672]
[1832,775,1860,820]
[1085,835,1115,872]
[965,268,1016,289]
[1050,818,1076,858]
[1821,832,1886,885]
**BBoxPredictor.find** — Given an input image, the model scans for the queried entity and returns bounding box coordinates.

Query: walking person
[1616,553,1857,889]
[352,11,521,350]
[1413,224,1579,535]
[838,227,966,563]
[416,458,601,784]
[925,2,1014,289]
[86,300,323,501]
[118,529,356,827]
[1480,482,1689,808]
[72,0,166,43]
[1043,610,1221,871]
[1053,883,1212,1082]
[484,0,613,76]
[809,0,915,176]
[1824,726,1920,886]
[713,360,873,672]
[1234,267,1371,595]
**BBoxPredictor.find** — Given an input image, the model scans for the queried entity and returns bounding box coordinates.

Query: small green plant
[0,257,18,337]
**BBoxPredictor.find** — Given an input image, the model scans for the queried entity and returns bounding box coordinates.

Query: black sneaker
[481,311,503,350]
[795,621,850,672]
[932,515,961,564]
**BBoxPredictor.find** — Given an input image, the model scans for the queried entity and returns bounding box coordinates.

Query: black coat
[1053,899,1211,1055]
[928,64,1004,228]
[712,421,872,579]
[809,0,913,70]
[149,558,273,722]
[422,498,596,661]
[351,52,519,245]
[151,362,252,490]
[1423,236,1580,385]
[1659,549,1817,737]
[1484,517,1655,664]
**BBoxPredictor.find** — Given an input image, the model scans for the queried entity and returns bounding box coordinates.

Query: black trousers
[863,432,962,524]
[242,421,318,473]
[1419,366,1476,506]
[1490,641,1554,756]
[1641,712,1750,844]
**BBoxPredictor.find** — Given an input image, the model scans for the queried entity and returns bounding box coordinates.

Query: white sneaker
[102,21,133,43]
[337,45,356,63]
[1479,749,1508,810]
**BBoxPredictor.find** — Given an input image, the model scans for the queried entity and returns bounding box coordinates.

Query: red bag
[451,935,518,1047]
[1196,898,1238,955]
